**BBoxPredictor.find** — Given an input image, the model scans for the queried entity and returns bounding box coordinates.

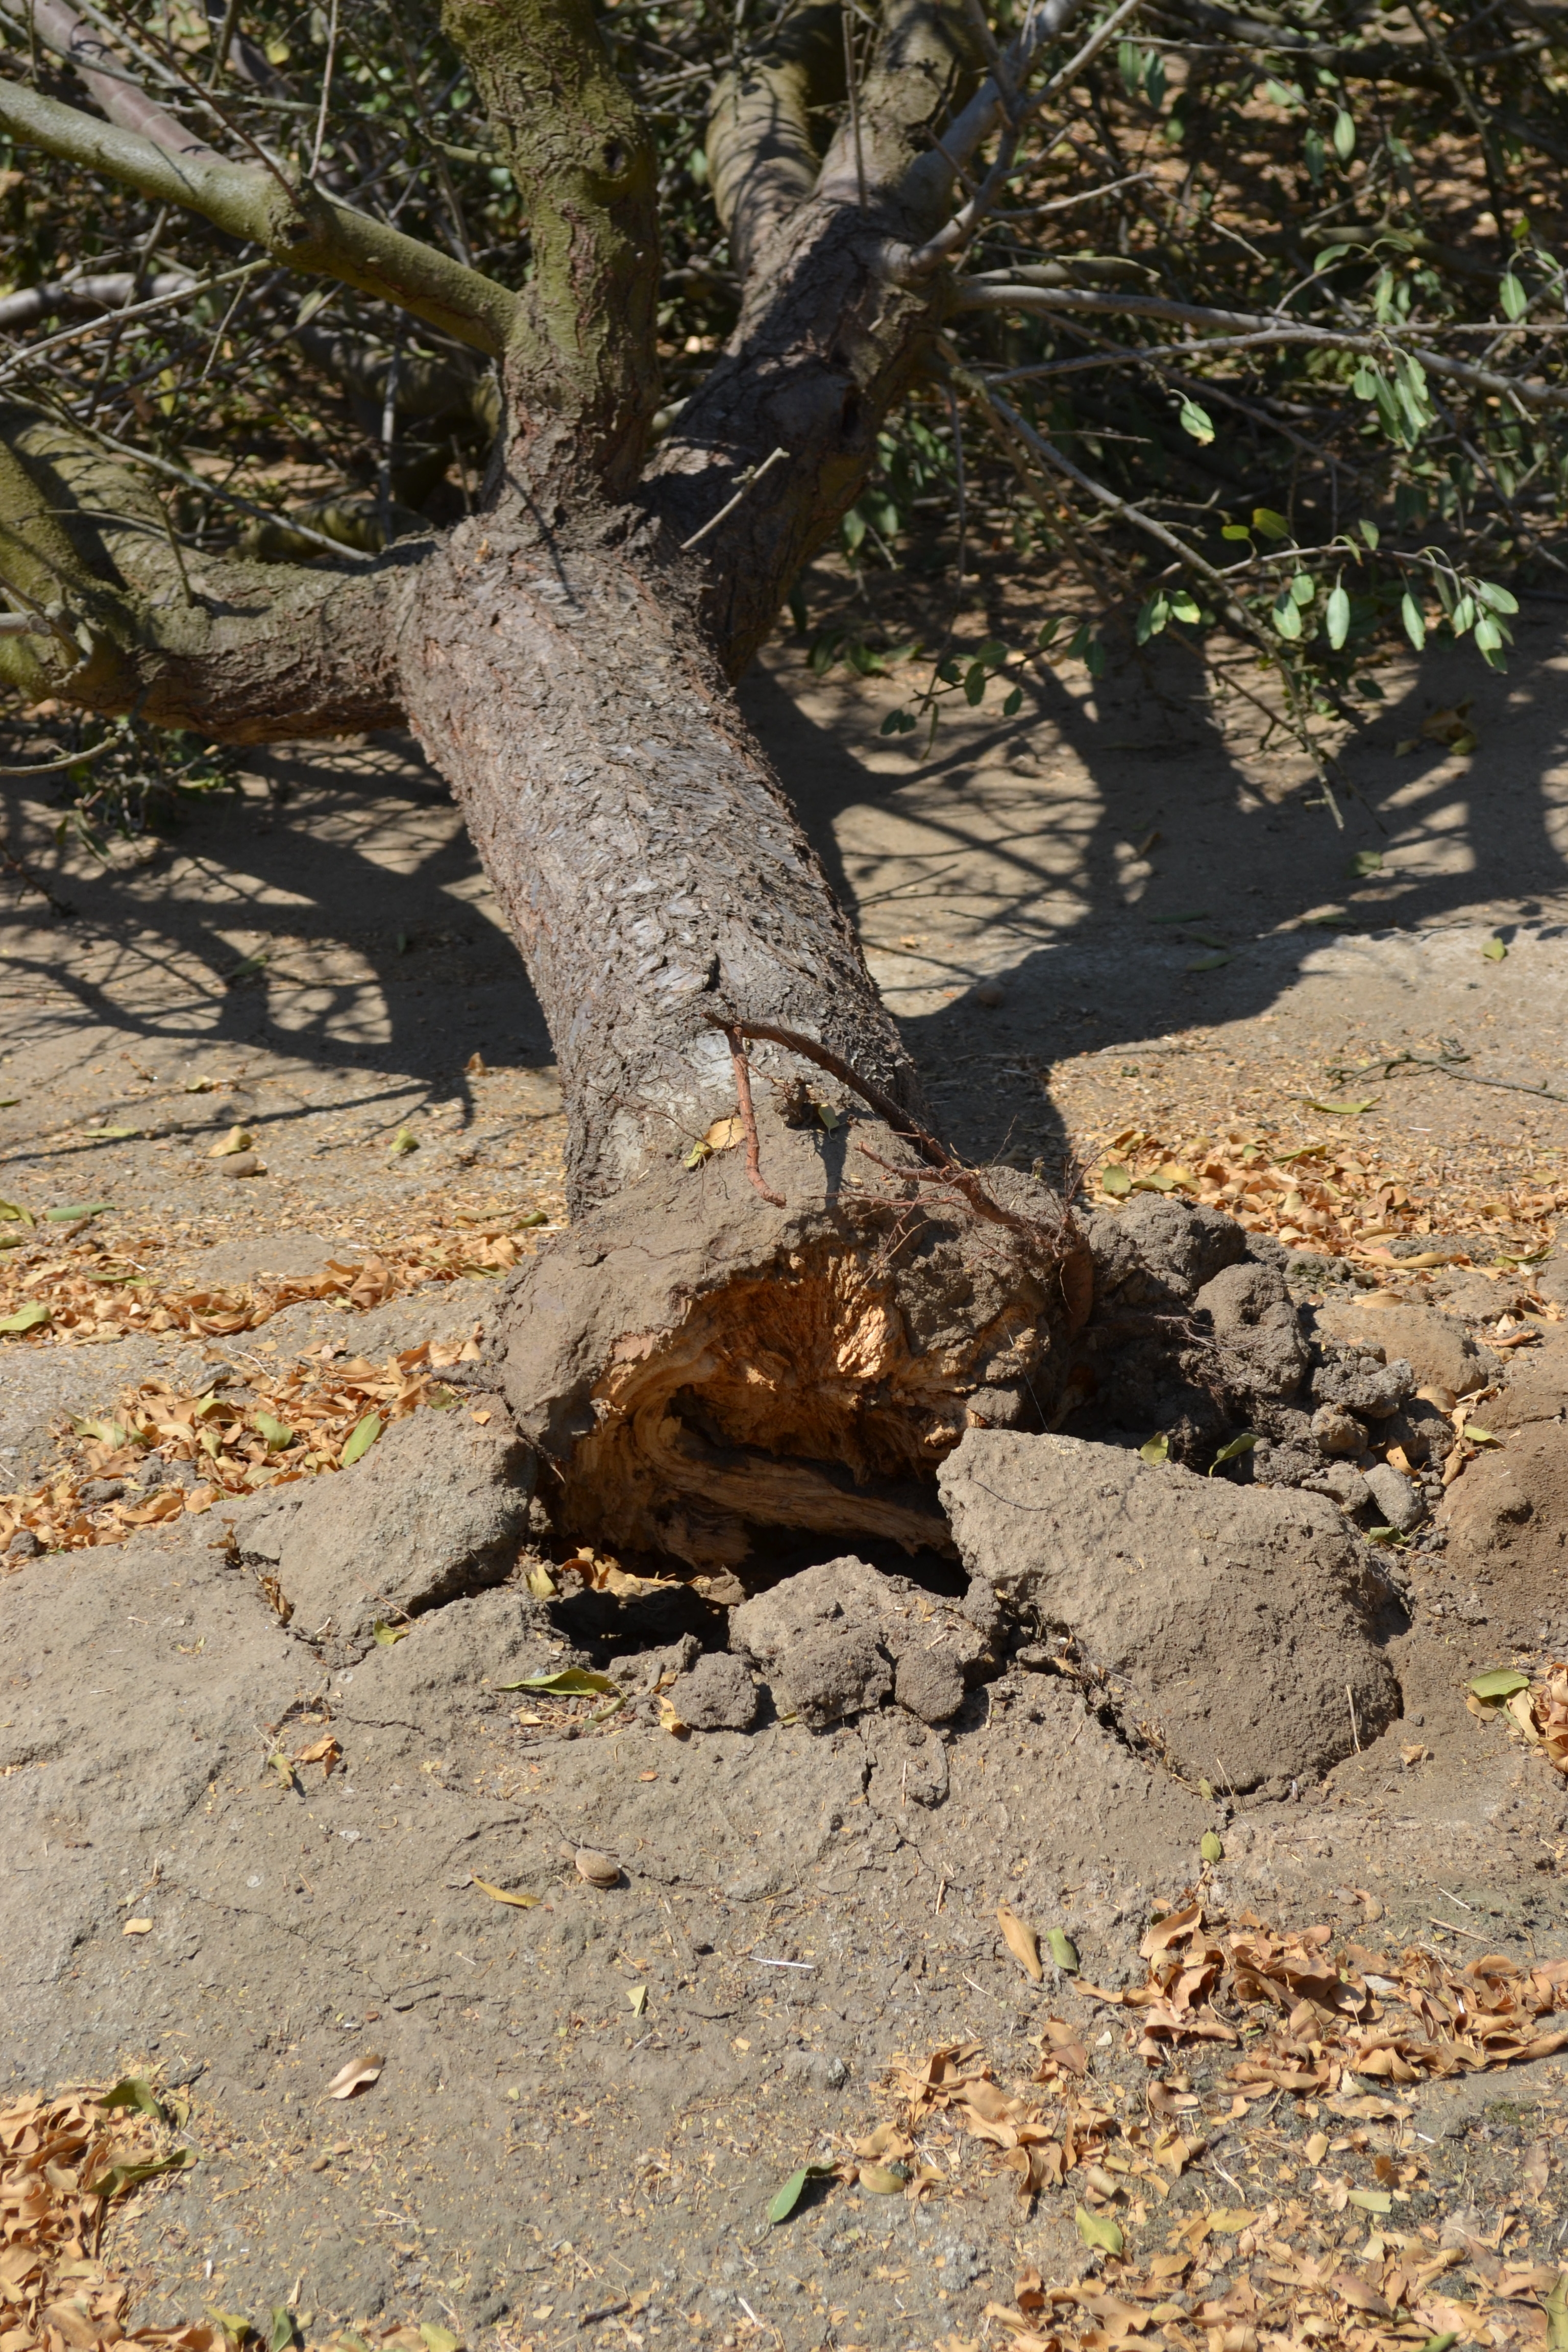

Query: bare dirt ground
[6,609,1568,2352]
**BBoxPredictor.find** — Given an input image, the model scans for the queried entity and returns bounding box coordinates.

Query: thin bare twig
[723,1026,786,1207]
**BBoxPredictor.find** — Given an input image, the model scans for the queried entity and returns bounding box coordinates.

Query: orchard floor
[6,612,1568,2352]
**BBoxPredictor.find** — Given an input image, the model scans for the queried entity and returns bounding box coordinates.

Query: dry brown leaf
[997,1902,1043,1981]
[323,2051,382,2099]
[473,1876,541,1910]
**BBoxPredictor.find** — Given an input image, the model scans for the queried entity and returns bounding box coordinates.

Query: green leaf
[0,1199,33,1224]
[1002,686,1023,717]
[1178,397,1215,445]
[1075,2206,1124,2255]
[1469,1668,1530,1701]
[103,2076,166,2119]
[1210,1433,1259,1474]
[1100,1164,1132,1197]
[206,2311,254,2345]
[1289,572,1314,606]
[1140,1432,1170,1465]
[1221,523,1252,542]
[767,2163,837,2224]
[1477,580,1520,615]
[87,1124,139,1140]
[1401,591,1427,650]
[371,1620,410,1646]
[1046,1928,1080,1973]
[1252,507,1291,542]
[88,2146,196,2199]
[253,1412,295,1452]
[420,2330,462,2352]
[1350,849,1383,877]
[1544,2271,1568,2352]
[45,1202,115,1221]
[1421,2336,1460,2352]
[269,2307,299,2352]
[1303,124,1325,181]
[1332,107,1356,159]
[1271,590,1302,642]
[1326,583,1351,650]
[0,1302,49,1333]
[1186,952,1232,971]
[879,709,918,736]
[1314,244,1353,272]
[341,1411,382,1465]
[497,1668,620,1695]
[1037,617,1062,649]
[1170,592,1202,623]
[963,662,987,706]
[1360,519,1380,550]
[1482,936,1508,962]
[1500,272,1529,322]
[1136,593,1169,646]
[1200,1829,1224,1863]
[388,1126,420,1158]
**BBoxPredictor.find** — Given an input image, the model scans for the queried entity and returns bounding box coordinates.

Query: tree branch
[954,277,1568,406]
[443,0,661,495]
[0,77,519,356]
[0,0,226,161]
[0,398,407,738]
[817,0,986,215]
[705,2,845,279]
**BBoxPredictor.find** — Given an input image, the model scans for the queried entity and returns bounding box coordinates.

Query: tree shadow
[738,604,1568,1165]
[0,730,550,1134]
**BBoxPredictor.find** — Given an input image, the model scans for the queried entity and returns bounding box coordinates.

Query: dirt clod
[939,1428,1402,1784]
[1317,1296,1492,1400]
[670,1649,760,1731]
[729,1555,991,1730]
[232,1408,534,1656]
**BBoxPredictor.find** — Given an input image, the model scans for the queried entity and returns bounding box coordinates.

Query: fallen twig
[722,1024,786,1208]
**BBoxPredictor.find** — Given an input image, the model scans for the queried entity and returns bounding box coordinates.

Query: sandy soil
[5,614,1568,2352]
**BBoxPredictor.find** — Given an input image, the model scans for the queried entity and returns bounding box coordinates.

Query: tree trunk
[399,487,1090,1569]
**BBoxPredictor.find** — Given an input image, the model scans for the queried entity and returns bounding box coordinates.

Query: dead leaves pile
[1470,1662,1568,1776]
[852,1900,1568,2352]
[1088,1899,1568,2088]
[0,1228,529,1349]
[2,2082,463,2352]
[1093,1126,1563,1267]
[0,1334,483,1560]
[983,2231,1568,2352]
[0,2084,197,2352]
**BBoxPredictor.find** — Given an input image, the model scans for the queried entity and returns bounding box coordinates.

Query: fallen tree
[0,0,1561,1561]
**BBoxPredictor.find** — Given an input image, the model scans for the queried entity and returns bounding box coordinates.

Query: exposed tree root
[496,1101,1091,1569]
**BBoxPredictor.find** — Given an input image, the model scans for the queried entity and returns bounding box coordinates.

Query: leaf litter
[0,1335,483,1561]
[788,1894,1568,2352]
[1088,1124,1565,1266]
[2,2077,465,2352]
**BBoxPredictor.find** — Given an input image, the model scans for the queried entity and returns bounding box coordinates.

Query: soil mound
[938,1428,1404,1785]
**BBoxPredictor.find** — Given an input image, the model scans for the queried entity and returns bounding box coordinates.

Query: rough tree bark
[0,0,1092,1566]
